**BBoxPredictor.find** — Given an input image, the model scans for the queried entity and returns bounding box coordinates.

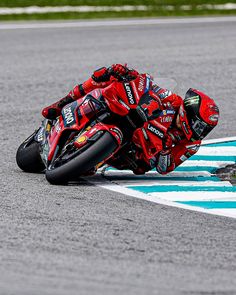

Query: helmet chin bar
[178,98,216,142]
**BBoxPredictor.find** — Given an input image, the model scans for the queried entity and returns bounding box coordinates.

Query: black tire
[16,133,45,173]
[45,132,118,185]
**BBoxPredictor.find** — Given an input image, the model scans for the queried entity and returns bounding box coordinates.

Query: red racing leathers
[152,86,201,174]
[42,66,201,175]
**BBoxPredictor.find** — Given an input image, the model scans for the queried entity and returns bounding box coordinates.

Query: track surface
[0,18,236,294]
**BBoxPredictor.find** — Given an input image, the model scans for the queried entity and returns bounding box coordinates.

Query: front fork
[34,119,54,166]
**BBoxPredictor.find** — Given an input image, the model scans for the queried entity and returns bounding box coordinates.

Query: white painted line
[103,169,212,177]
[197,146,236,156]
[98,181,236,219]
[202,136,236,145]
[1,4,236,15]
[0,5,148,15]
[180,160,235,167]
[198,3,236,10]
[126,181,231,187]
[148,191,236,201]
[1,16,236,30]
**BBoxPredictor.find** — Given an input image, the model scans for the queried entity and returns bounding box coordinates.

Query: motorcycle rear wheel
[16,132,45,173]
[45,131,118,185]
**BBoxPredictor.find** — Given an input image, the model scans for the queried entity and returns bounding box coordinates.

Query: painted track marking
[92,137,236,219]
[1,16,236,30]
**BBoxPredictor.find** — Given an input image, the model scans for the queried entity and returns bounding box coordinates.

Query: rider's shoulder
[152,85,183,109]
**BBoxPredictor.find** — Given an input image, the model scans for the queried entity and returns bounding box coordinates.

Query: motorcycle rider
[42,64,219,175]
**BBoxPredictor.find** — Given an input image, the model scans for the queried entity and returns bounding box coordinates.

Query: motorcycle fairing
[102,74,152,116]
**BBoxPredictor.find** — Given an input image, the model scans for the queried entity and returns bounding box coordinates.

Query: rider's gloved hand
[110,63,128,78]
[92,64,138,82]
[156,149,175,174]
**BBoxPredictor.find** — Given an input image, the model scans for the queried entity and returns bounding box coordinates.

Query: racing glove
[110,63,128,78]
[156,149,175,175]
[111,64,140,81]
[92,64,128,82]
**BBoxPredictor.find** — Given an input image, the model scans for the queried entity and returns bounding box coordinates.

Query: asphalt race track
[0,17,236,295]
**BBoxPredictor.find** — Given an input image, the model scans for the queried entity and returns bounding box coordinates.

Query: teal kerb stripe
[174,166,217,173]
[176,201,236,209]
[190,155,236,161]
[129,185,236,193]
[105,176,220,182]
[204,141,236,147]
[107,166,226,173]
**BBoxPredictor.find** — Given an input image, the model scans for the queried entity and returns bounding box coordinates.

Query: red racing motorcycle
[16,73,175,184]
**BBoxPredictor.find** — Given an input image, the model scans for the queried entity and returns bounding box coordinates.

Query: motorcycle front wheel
[16,132,45,173]
[45,131,118,185]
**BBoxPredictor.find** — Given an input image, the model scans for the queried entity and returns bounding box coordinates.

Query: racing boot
[42,81,88,119]
[42,68,110,120]
[42,95,74,119]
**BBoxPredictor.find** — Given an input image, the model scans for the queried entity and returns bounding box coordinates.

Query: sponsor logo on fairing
[184,96,199,106]
[147,124,165,139]
[37,127,44,142]
[62,106,76,127]
[145,75,151,92]
[124,82,136,105]
[138,76,145,92]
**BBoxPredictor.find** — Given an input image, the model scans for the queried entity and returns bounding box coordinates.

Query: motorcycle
[16,73,175,185]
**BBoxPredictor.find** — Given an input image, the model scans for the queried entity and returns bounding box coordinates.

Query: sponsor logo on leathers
[147,124,165,139]
[160,115,173,123]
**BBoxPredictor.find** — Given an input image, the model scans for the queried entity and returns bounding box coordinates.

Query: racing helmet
[178,88,219,141]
